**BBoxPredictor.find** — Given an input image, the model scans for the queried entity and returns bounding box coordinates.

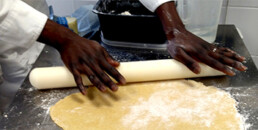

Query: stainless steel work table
[0,25,257,130]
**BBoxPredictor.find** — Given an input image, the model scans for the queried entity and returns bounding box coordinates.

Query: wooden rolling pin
[29,59,225,89]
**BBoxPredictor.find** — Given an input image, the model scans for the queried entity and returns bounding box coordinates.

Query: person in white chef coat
[0,0,247,113]
[0,0,125,113]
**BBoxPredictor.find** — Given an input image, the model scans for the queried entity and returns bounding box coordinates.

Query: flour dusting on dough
[121,81,243,129]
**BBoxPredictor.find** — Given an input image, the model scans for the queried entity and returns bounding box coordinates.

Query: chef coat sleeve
[139,0,175,12]
[0,0,48,50]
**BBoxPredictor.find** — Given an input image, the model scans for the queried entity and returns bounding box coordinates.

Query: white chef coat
[0,0,48,112]
[0,0,48,83]
[139,0,174,12]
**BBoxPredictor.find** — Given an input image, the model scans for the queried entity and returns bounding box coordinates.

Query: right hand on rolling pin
[37,19,126,94]
[156,2,247,76]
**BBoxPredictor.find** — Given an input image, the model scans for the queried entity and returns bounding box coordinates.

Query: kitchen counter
[0,25,258,130]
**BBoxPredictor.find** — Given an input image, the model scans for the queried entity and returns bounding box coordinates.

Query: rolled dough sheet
[50,80,244,130]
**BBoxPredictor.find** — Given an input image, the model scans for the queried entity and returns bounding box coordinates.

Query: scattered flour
[121,82,245,129]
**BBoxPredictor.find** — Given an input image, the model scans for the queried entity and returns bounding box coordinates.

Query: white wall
[46,0,98,16]
[225,0,258,66]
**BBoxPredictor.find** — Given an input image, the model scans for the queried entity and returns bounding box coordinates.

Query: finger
[197,53,236,76]
[87,61,117,92]
[217,47,236,53]
[173,48,201,74]
[100,60,126,85]
[103,50,120,67]
[217,51,246,62]
[71,67,86,95]
[217,47,246,61]
[79,64,107,92]
[209,52,247,71]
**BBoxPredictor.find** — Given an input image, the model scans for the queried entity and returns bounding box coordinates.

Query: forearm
[156,1,185,40]
[37,19,78,51]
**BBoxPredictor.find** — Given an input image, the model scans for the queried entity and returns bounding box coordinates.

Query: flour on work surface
[50,80,245,130]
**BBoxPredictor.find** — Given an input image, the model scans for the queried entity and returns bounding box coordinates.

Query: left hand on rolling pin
[59,38,126,94]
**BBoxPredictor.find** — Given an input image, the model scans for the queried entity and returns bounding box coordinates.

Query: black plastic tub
[93,0,167,49]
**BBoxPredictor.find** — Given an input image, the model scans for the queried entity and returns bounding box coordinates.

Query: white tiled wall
[225,0,258,67]
[46,0,98,16]
[229,0,258,8]
[226,7,258,54]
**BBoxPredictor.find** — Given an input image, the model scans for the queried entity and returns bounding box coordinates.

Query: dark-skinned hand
[156,2,247,75]
[167,28,247,75]
[37,19,126,95]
